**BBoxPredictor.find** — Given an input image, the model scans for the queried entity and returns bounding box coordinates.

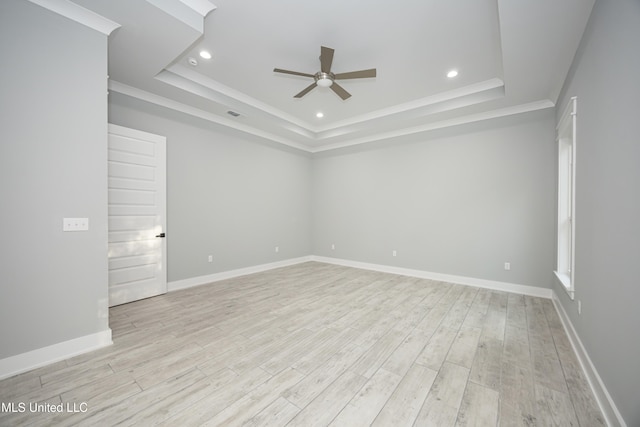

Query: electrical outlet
[208,255,213,263]
[331,243,335,250]
[275,246,279,253]
[504,262,511,271]
[392,250,397,257]
[63,218,89,231]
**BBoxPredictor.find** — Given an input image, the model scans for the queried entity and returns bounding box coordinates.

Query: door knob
[156,233,166,238]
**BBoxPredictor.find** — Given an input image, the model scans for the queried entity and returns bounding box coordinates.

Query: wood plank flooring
[0,262,606,426]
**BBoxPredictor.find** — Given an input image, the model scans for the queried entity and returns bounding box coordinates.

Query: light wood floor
[0,262,605,426]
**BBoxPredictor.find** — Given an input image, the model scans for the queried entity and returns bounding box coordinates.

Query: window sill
[554,271,575,300]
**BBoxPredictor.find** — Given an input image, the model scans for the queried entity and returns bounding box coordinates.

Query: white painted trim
[0,329,113,381]
[312,100,555,153]
[28,0,120,35]
[177,0,217,17]
[163,64,315,135]
[163,64,505,138]
[316,78,505,134]
[551,291,626,427]
[110,79,555,154]
[554,270,574,299]
[313,83,505,142]
[557,96,578,131]
[168,256,313,292]
[169,255,551,298]
[109,80,312,153]
[146,0,214,32]
[555,96,577,299]
[311,256,552,298]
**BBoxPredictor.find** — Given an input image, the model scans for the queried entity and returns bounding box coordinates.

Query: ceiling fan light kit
[315,72,334,87]
[274,46,376,100]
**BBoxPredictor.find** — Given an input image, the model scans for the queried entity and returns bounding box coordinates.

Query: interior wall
[0,1,110,359]
[555,0,640,425]
[1,4,633,423]
[108,94,312,283]
[312,110,556,289]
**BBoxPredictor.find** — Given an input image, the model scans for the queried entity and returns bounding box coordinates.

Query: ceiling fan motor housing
[315,72,334,87]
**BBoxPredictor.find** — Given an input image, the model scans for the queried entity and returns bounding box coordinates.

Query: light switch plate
[63,218,89,231]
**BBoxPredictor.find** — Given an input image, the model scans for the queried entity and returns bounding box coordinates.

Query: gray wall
[110,92,557,292]
[108,94,312,282]
[555,0,640,425]
[2,2,634,424]
[0,1,109,358]
[312,110,556,289]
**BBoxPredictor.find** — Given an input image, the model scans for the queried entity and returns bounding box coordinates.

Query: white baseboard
[168,255,552,299]
[551,291,626,427]
[168,256,314,292]
[0,329,113,381]
[311,256,552,299]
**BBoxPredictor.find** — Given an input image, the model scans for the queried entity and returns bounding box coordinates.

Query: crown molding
[177,0,217,17]
[316,78,505,134]
[109,80,312,152]
[146,0,216,32]
[110,79,554,154]
[310,99,555,153]
[28,0,120,35]
[159,65,507,141]
[159,65,315,139]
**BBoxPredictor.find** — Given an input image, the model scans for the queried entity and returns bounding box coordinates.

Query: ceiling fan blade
[320,46,334,73]
[334,68,377,80]
[330,82,351,100]
[273,68,315,78]
[294,82,317,98]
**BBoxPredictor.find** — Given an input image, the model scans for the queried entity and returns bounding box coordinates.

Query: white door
[108,124,167,306]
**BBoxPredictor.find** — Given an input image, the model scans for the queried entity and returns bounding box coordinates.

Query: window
[555,97,577,298]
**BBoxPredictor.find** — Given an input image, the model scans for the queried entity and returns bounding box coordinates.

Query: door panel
[108,124,166,307]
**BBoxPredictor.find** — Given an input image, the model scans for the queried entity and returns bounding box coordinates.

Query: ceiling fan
[274,46,376,100]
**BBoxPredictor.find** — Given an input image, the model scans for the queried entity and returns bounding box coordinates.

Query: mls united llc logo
[1,402,88,413]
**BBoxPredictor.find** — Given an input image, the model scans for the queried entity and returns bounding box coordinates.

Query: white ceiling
[67,0,594,152]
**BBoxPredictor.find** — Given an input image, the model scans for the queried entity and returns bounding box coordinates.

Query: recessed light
[447,69,459,78]
[316,112,324,118]
[199,50,212,60]
[188,57,198,66]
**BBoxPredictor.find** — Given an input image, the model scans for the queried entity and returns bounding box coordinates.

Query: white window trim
[555,97,577,299]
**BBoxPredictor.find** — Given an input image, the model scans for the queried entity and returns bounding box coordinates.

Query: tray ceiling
[59,0,594,151]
